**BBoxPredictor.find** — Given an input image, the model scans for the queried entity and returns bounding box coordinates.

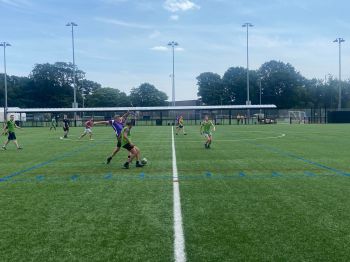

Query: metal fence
[2,107,332,127]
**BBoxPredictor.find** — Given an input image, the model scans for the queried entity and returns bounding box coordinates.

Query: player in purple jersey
[94,111,130,164]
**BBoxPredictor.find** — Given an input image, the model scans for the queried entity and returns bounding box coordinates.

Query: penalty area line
[172,127,186,262]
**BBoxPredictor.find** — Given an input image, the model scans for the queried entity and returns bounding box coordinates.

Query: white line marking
[171,133,286,143]
[172,127,186,262]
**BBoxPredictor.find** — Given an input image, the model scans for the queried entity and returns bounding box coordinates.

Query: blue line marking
[205,172,212,178]
[104,173,113,180]
[304,171,317,177]
[254,143,350,177]
[272,172,282,177]
[36,175,45,181]
[71,175,79,181]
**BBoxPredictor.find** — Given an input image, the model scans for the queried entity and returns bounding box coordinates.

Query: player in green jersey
[2,115,22,150]
[200,115,215,149]
[50,117,57,131]
[121,122,144,169]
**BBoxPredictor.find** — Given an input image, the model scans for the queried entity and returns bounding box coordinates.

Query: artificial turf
[1,124,350,261]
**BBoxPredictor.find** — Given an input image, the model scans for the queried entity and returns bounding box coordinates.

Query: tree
[27,62,85,107]
[222,67,260,105]
[130,83,168,107]
[78,79,101,97]
[0,74,32,108]
[85,87,129,107]
[196,72,223,105]
[258,60,306,108]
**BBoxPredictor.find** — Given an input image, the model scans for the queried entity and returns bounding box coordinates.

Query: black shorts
[178,125,184,129]
[8,132,16,141]
[122,143,134,151]
[63,126,69,132]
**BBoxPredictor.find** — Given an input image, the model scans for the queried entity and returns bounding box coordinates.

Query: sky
[1,0,350,100]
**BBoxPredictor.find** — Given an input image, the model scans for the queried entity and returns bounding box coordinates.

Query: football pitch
[1,124,350,261]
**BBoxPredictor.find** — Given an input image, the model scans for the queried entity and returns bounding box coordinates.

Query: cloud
[170,14,179,21]
[95,17,152,29]
[1,0,30,7]
[163,0,200,12]
[148,30,161,39]
[151,46,168,51]
[150,46,185,52]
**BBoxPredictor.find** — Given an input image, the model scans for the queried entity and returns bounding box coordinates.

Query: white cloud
[151,46,168,51]
[150,46,185,52]
[163,0,200,12]
[148,30,161,39]
[170,14,179,21]
[95,17,152,29]
[1,0,31,8]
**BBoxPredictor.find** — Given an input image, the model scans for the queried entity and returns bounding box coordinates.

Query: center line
[172,127,186,262]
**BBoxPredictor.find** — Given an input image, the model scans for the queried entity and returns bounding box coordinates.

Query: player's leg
[132,146,143,167]
[63,127,68,138]
[123,145,143,168]
[106,139,122,164]
[13,139,22,149]
[106,147,120,164]
[79,131,86,139]
[2,139,9,149]
[122,145,134,169]
[207,134,212,148]
[203,133,208,148]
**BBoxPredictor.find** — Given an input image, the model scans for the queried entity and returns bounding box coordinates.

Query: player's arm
[211,121,216,131]
[94,121,109,125]
[15,123,21,129]
[122,111,130,120]
[2,123,8,134]
[200,123,203,134]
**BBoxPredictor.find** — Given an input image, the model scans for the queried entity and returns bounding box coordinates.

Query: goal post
[289,111,307,124]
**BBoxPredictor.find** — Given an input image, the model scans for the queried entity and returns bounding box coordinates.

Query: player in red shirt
[79,118,94,140]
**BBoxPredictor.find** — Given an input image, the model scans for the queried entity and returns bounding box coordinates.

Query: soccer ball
[141,158,148,165]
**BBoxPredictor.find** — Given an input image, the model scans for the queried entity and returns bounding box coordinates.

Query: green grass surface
[1,124,350,261]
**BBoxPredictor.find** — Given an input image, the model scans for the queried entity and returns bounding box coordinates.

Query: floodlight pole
[168,41,178,107]
[1,42,11,121]
[333,38,345,110]
[259,78,262,113]
[242,23,253,106]
[242,23,253,119]
[66,22,78,123]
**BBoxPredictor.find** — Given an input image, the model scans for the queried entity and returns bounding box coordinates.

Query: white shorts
[203,132,212,138]
[84,128,92,134]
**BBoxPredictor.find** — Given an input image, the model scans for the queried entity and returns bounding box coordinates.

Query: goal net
[289,111,307,124]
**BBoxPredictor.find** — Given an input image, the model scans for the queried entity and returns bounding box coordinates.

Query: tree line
[198,60,350,109]
[0,62,168,109]
[0,60,349,109]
